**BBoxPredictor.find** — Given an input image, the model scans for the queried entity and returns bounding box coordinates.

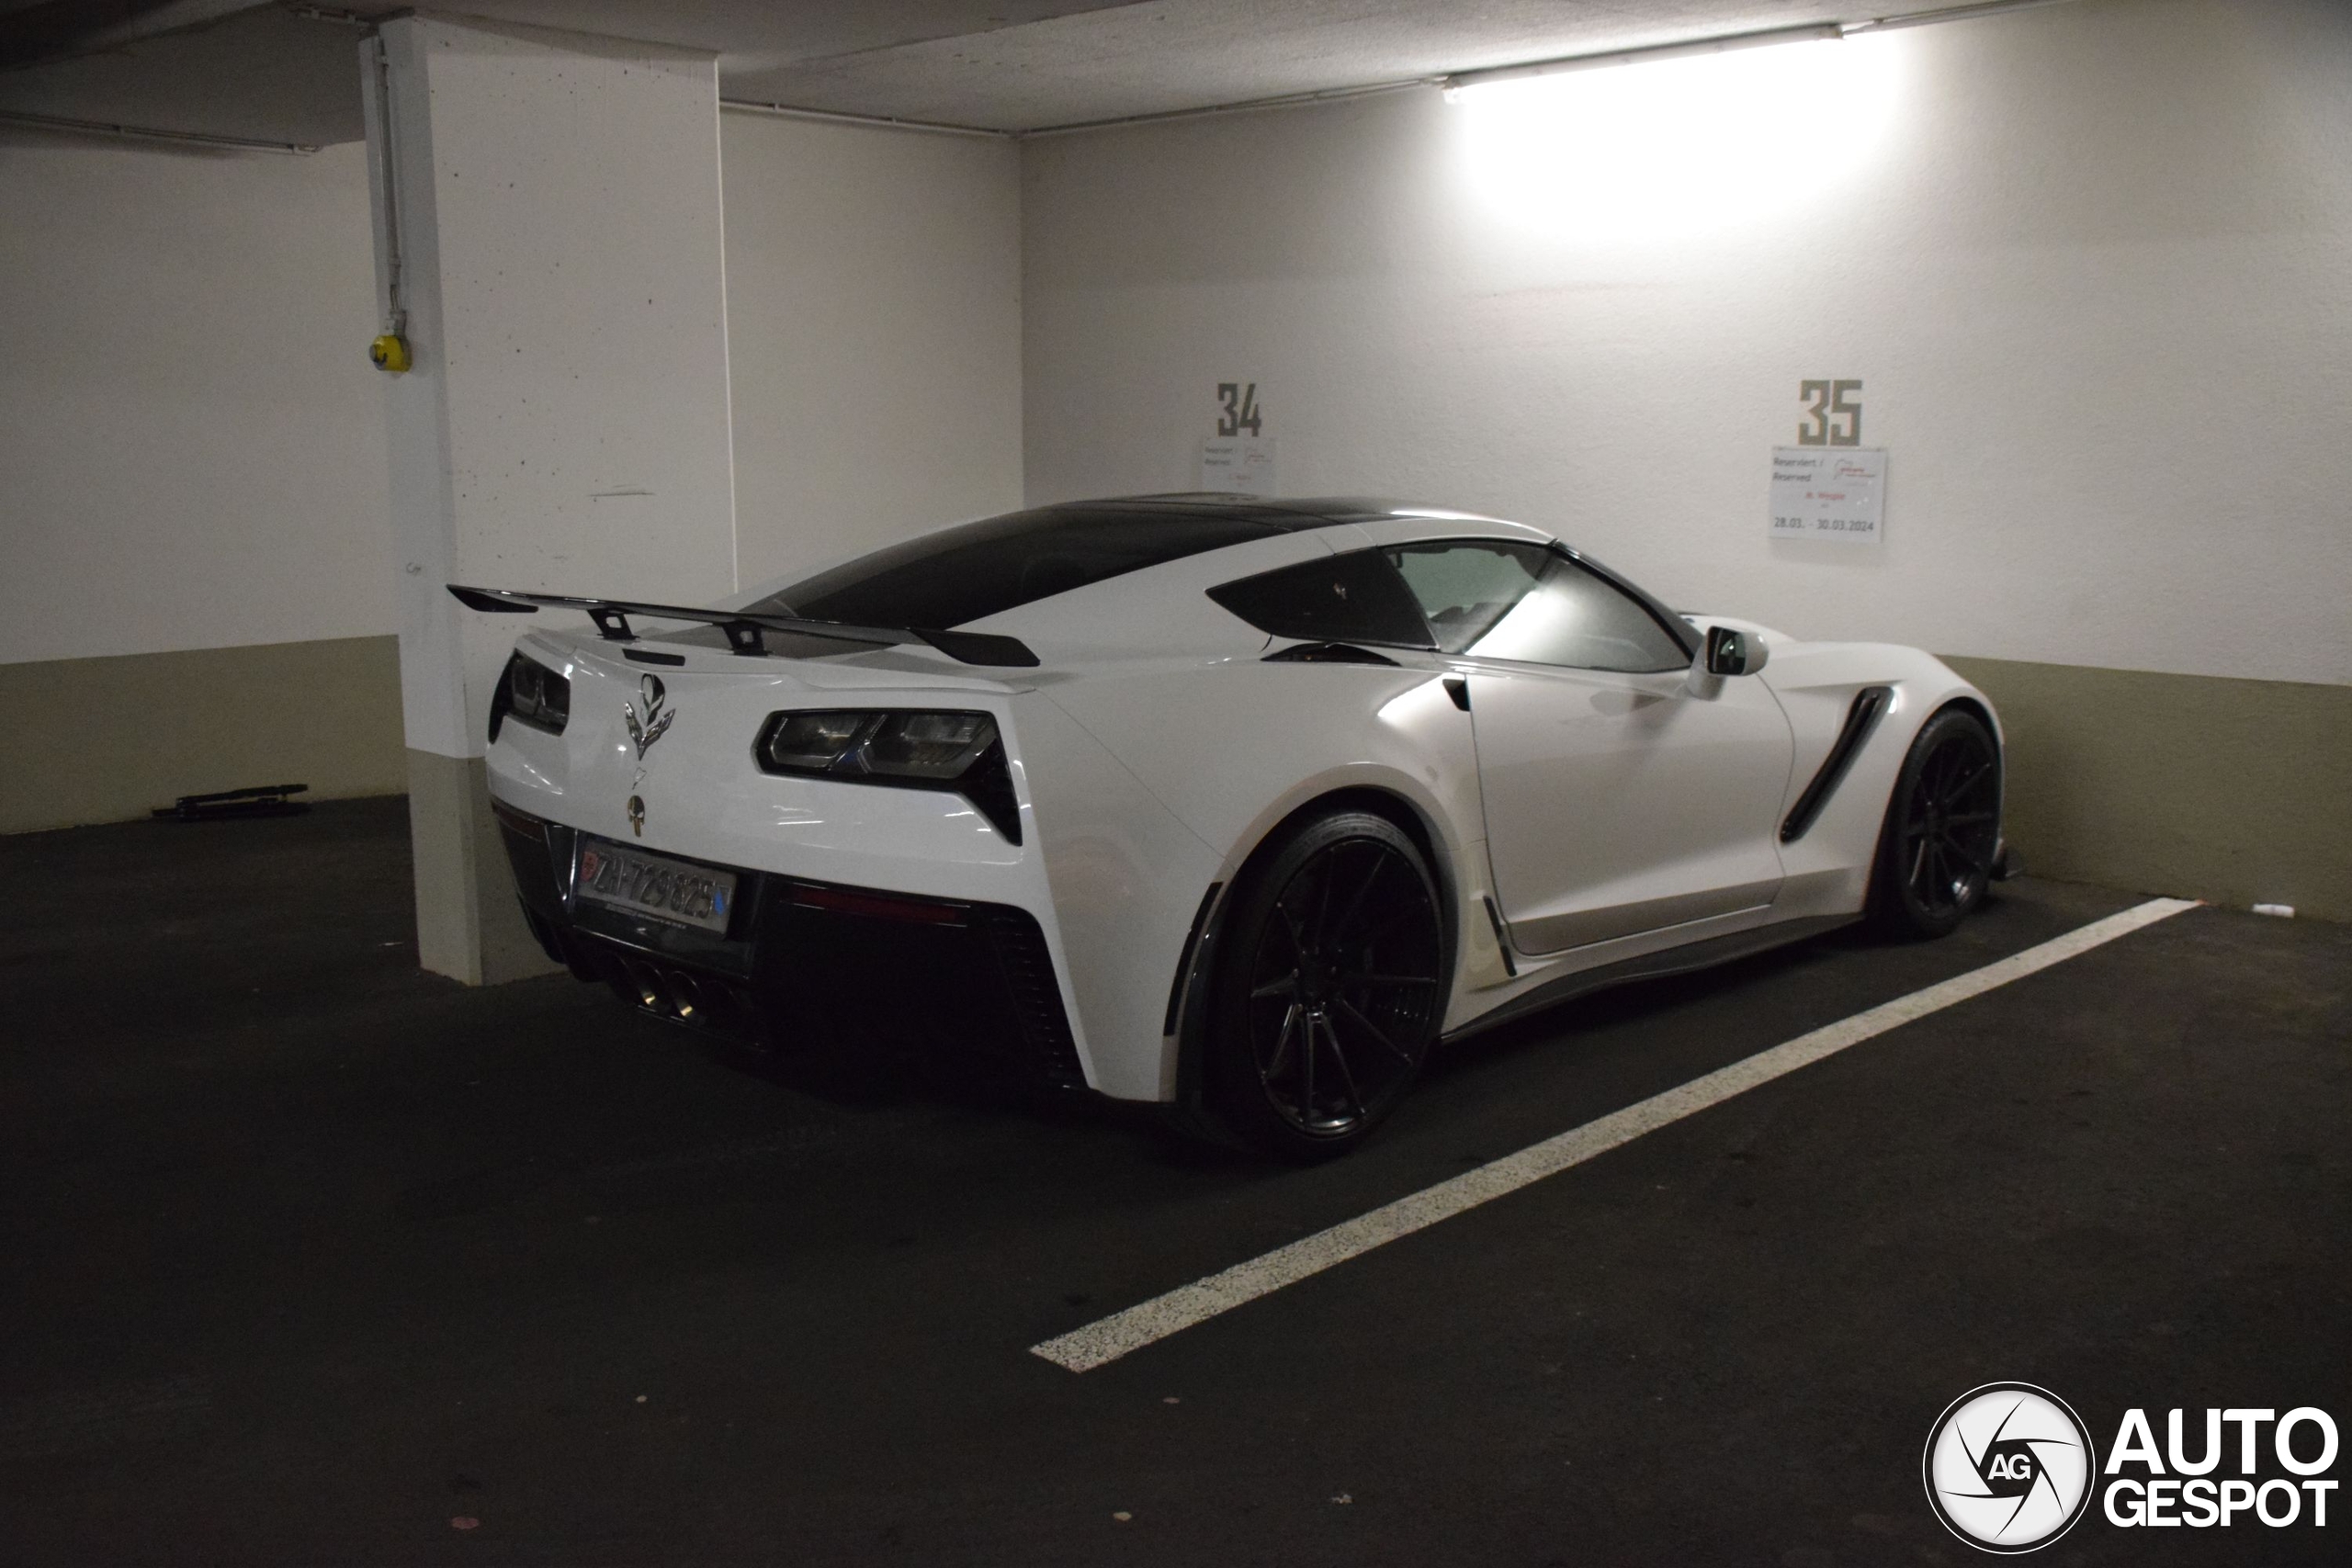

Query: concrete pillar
[360,14,738,984]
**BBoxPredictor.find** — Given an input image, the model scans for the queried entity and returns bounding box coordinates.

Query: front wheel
[1871,707,2002,939]
[1204,809,1448,1160]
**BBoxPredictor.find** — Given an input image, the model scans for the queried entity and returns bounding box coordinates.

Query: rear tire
[1204,809,1447,1161]
[1870,707,2002,939]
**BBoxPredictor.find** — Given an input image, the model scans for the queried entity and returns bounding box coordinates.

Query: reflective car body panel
[1464,660,1791,953]
[478,497,2000,1104]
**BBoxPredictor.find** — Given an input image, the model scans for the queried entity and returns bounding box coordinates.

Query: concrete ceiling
[0,0,2007,145]
[716,0,1907,131]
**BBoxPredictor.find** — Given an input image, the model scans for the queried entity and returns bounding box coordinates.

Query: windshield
[743,505,1295,629]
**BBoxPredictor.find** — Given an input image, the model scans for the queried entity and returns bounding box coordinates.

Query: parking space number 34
[1216,382,1263,437]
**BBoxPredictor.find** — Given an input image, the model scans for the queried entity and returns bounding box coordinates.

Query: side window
[1387,541,1548,654]
[1388,541,1690,673]
[1206,550,1435,648]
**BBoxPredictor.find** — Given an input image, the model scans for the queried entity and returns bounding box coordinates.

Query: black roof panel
[746,501,1301,629]
[1086,493,1442,528]
[741,495,1517,632]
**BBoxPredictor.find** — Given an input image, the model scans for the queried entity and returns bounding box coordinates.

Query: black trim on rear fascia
[1780,685,1893,843]
[1163,881,1225,1036]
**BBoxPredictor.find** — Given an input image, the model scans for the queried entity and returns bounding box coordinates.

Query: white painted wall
[0,134,394,665]
[1022,0,2352,688]
[0,107,1025,671]
[15,0,2343,692]
[723,114,1023,585]
[372,15,741,761]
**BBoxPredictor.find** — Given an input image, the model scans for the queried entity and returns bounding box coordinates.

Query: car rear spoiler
[446,585,1039,669]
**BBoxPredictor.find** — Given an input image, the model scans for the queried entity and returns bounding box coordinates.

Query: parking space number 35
[1798,379,1862,446]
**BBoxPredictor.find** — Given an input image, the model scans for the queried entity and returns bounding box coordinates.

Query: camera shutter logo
[1924,1383,2097,1552]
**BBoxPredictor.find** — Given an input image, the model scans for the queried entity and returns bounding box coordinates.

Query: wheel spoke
[1318,1013,1364,1119]
[1272,897,1309,960]
[1352,902,1419,953]
[1260,1002,1302,1083]
[1308,848,1341,952]
[1928,742,1961,799]
[1942,760,1993,804]
[1883,722,1999,931]
[1326,847,1388,949]
[1242,831,1444,1137]
[1299,998,1317,1118]
[1336,998,1417,1067]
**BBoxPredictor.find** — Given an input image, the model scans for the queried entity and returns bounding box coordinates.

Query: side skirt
[1438,913,1859,1047]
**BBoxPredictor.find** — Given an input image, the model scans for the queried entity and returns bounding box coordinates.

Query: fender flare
[1164,785,1460,1111]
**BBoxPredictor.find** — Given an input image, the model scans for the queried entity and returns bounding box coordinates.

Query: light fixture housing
[1439,0,2078,102]
[1442,21,1845,100]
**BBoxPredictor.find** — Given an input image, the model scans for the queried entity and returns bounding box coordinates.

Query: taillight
[752,709,1019,842]
[489,651,570,743]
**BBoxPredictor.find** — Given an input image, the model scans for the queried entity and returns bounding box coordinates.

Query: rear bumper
[493,803,1085,1089]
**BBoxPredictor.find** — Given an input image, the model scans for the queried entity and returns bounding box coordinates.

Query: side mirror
[1704,625,1769,677]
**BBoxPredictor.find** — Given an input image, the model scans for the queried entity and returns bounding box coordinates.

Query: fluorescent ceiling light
[1447,29,1902,242]
[1442,0,2075,103]
[1443,23,1844,100]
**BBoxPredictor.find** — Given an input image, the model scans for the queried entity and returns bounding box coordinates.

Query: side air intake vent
[1781,686,1893,842]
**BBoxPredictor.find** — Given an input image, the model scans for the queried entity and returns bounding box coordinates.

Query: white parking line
[1033,897,2198,1372]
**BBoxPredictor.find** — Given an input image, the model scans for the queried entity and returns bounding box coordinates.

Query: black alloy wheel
[1872,707,2002,939]
[1208,809,1447,1159]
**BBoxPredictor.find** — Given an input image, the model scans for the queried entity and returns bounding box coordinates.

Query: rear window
[743,507,1292,629]
[1205,549,1437,649]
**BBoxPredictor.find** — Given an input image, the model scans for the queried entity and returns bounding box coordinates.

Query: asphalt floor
[2,797,2345,1565]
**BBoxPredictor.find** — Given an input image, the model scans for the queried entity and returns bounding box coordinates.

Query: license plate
[574,838,737,934]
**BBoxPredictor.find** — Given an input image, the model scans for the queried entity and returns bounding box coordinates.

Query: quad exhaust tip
[618,960,741,1026]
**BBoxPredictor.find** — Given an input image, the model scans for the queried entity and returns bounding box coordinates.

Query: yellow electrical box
[368,333,412,374]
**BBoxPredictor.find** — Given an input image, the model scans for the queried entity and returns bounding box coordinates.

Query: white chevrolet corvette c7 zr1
[454,496,2009,1157]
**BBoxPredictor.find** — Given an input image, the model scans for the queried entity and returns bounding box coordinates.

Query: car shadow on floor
[661,884,2103,1179]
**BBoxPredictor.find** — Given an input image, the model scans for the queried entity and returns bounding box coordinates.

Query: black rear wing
[447,585,1038,669]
